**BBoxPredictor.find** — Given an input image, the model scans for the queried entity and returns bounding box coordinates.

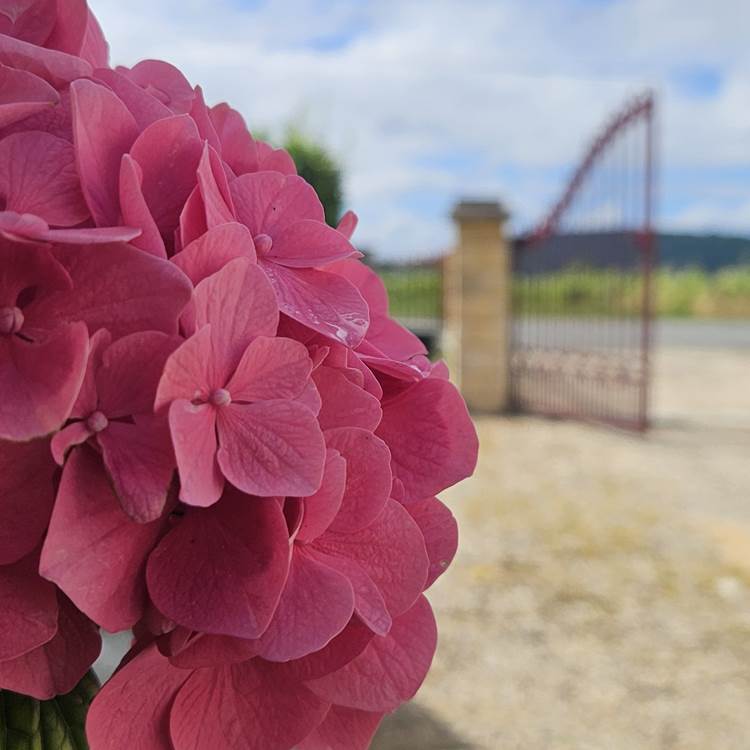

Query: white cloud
[89,0,750,259]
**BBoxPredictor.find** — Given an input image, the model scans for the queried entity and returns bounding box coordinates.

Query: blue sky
[91,0,750,260]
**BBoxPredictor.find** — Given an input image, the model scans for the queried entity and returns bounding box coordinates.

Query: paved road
[654,319,750,348]
[510,317,750,350]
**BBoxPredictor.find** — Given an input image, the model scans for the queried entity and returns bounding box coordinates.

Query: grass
[377,267,442,319]
[375,265,750,320]
[514,265,750,318]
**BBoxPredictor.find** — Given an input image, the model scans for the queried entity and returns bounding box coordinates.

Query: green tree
[282,128,343,227]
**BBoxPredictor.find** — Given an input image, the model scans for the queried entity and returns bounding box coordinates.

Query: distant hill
[657,233,750,271]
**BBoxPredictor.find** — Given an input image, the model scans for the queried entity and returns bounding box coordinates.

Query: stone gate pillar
[443,200,511,413]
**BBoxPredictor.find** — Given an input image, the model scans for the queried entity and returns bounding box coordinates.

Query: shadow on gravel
[372,702,476,749]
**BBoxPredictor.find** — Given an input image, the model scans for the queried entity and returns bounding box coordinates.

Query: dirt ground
[374,346,750,750]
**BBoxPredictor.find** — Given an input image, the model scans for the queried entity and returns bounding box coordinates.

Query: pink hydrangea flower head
[0,4,479,745]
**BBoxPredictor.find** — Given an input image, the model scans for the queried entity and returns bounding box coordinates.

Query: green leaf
[0,672,99,750]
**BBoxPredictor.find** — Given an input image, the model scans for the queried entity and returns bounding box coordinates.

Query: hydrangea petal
[278,619,374,683]
[129,114,202,242]
[256,139,297,174]
[268,219,357,268]
[307,595,437,712]
[189,86,220,152]
[169,660,330,750]
[0,593,100,700]
[298,706,383,750]
[97,330,181,418]
[70,327,111,419]
[171,221,255,285]
[0,63,59,128]
[308,548,391,636]
[196,141,234,228]
[0,0,57,46]
[70,79,139,226]
[155,325,223,410]
[324,428,391,533]
[168,398,222,508]
[257,548,354,662]
[0,131,89,226]
[79,9,108,67]
[216,400,326,498]
[297,449,346,544]
[0,32,91,87]
[45,0,87,56]
[146,490,290,638]
[119,154,166,257]
[0,437,55,564]
[209,103,257,175]
[230,171,323,236]
[315,498,428,621]
[0,551,58,661]
[40,447,165,632]
[335,210,358,240]
[313,365,382,431]
[192,257,278,375]
[126,59,195,115]
[226,335,312,402]
[99,416,175,523]
[376,378,479,501]
[0,321,88,441]
[28,243,192,338]
[86,644,191,750]
[260,262,368,348]
[406,496,459,589]
[39,224,142,244]
[162,629,260,670]
[50,420,92,465]
[93,67,172,130]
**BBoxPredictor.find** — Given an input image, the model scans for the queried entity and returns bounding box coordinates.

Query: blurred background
[92,1,750,748]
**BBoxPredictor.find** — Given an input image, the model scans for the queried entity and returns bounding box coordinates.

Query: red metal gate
[510,92,656,430]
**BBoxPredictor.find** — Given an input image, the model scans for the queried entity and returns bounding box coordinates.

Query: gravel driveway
[374,346,750,750]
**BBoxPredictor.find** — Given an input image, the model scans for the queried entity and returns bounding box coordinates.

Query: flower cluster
[0,2,478,748]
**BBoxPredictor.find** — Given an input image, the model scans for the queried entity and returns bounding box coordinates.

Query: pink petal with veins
[258,547,354,662]
[0,131,89,226]
[168,398,222,508]
[119,154,167,257]
[0,437,55,564]
[71,79,139,226]
[86,644,190,750]
[324,427,391,533]
[191,257,278,375]
[171,221,255,285]
[297,449,346,544]
[0,64,58,128]
[0,321,88,441]
[226,335,311,402]
[40,447,165,631]
[169,659,329,750]
[307,595,437,712]
[217,399,326,498]
[146,489,290,638]
[99,415,175,523]
[261,262,368,348]
[0,592,100,700]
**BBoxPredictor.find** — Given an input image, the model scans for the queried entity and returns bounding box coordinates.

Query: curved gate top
[510,92,656,431]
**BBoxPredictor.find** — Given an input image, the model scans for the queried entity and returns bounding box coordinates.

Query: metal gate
[510,92,655,431]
